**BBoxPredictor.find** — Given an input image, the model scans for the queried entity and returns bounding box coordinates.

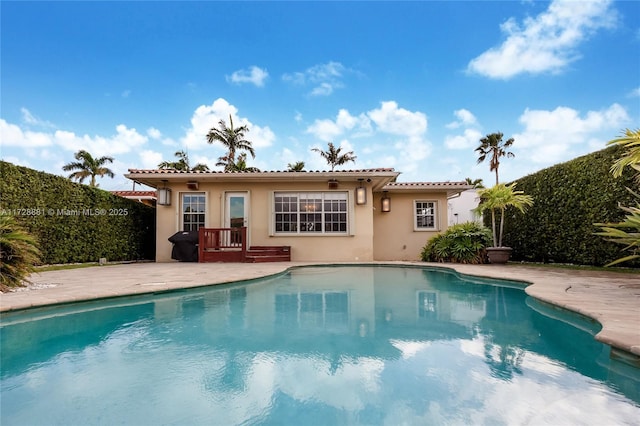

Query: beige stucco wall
[156,181,376,262]
[372,191,448,261]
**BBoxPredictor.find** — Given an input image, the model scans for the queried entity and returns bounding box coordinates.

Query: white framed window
[414,200,437,231]
[274,192,348,234]
[182,192,206,231]
[275,291,349,332]
[417,291,437,319]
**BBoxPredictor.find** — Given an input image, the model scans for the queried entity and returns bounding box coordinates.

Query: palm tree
[0,214,41,291]
[465,177,485,189]
[594,128,640,266]
[216,153,260,172]
[475,183,533,248]
[287,161,305,171]
[311,142,356,171]
[206,115,255,171]
[62,150,115,187]
[608,128,640,182]
[158,150,209,172]
[234,153,260,172]
[475,132,515,185]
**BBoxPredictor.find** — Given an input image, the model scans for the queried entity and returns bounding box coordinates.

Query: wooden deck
[198,227,290,263]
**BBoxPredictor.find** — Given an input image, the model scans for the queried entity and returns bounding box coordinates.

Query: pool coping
[1,261,639,362]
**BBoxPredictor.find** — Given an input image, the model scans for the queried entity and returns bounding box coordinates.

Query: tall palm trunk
[491,210,498,247]
[498,207,506,247]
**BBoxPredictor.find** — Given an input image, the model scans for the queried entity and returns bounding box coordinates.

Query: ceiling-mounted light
[157,180,172,206]
[356,178,367,205]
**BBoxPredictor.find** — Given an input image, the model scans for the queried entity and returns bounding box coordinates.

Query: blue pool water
[1,266,639,425]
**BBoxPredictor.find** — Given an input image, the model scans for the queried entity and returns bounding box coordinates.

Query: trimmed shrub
[0,161,155,264]
[421,222,492,264]
[498,145,639,266]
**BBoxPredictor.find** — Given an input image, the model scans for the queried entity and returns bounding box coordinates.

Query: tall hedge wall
[0,161,155,264]
[499,145,638,266]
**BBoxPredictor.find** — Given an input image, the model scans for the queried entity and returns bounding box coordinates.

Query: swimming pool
[1,265,639,425]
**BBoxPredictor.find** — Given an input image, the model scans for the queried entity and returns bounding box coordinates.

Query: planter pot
[486,247,512,264]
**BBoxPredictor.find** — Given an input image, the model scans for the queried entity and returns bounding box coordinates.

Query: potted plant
[475,183,533,264]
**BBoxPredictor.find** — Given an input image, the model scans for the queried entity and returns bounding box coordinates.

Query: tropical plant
[465,177,485,189]
[594,128,640,266]
[475,183,533,248]
[475,132,515,185]
[287,161,305,171]
[229,153,260,172]
[206,115,255,171]
[62,150,115,187]
[607,128,640,182]
[0,214,41,291]
[311,142,356,171]
[420,222,492,264]
[158,150,209,172]
[595,193,640,266]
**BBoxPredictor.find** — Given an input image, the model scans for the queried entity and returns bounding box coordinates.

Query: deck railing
[198,227,247,262]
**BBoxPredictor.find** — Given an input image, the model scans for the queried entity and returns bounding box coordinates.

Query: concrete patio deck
[1,262,639,361]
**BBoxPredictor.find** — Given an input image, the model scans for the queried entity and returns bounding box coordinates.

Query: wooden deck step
[246,246,291,262]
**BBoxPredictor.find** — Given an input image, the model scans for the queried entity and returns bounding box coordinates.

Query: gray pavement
[1,261,639,360]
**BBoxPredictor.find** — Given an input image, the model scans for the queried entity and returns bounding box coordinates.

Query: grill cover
[168,230,199,262]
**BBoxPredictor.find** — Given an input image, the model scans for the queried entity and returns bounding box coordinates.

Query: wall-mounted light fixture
[381,191,391,212]
[186,181,199,190]
[356,178,367,205]
[157,180,172,206]
[328,179,339,190]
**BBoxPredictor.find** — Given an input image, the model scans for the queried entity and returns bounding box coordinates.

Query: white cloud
[147,127,162,139]
[628,87,640,98]
[0,119,53,147]
[306,118,342,142]
[367,101,427,137]
[121,90,131,98]
[446,109,478,129]
[445,128,483,150]
[1,119,148,157]
[282,61,350,96]
[226,66,269,87]
[181,98,275,152]
[468,0,617,79]
[54,124,148,156]
[305,101,431,176]
[513,103,630,164]
[306,109,371,142]
[20,108,56,129]
[138,150,164,169]
[310,82,335,96]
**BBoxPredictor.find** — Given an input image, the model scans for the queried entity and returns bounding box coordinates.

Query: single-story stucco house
[125,168,470,263]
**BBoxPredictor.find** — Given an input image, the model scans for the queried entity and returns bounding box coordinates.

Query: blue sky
[1,0,639,190]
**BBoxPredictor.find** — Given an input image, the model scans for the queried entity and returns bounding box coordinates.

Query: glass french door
[225,192,248,246]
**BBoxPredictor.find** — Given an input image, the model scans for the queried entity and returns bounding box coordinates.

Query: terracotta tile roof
[127,168,396,174]
[111,190,157,198]
[385,181,469,188]
[382,181,472,192]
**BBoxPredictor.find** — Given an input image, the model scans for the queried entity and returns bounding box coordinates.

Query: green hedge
[498,145,638,266]
[0,161,155,264]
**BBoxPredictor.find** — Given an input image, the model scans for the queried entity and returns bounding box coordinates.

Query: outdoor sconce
[157,180,172,206]
[356,179,367,205]
[381,192,391,212]
[186,181,199,190]
[328,179,339,190]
